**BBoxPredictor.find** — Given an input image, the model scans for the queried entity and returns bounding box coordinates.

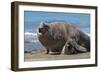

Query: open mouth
[38,28,45,34]
[39,28,43,33]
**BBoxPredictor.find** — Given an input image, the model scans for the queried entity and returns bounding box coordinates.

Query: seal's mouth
[38,28,45,34]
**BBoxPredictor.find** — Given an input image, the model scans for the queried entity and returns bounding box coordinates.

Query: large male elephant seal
[37,22,90,55]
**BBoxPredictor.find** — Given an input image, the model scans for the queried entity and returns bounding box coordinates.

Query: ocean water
[24,32,45,51]
[24,40,43,51]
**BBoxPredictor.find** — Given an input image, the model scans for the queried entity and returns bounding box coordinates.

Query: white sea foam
[24,32,38,43]
[24,32,37,36]
[86,33,90,36]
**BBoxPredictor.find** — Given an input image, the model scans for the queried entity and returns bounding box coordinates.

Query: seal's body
[37,22,90,55]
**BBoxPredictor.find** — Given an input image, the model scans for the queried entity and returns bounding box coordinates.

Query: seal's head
[38,22,50,35]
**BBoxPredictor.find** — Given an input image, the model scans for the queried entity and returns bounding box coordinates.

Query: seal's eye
[43,23,49,29]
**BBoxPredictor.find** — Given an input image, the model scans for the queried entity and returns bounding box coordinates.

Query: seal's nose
[39,28,43,33]
[39,28,41,32]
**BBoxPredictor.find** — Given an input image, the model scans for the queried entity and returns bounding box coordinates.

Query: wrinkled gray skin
[37,22,90,55]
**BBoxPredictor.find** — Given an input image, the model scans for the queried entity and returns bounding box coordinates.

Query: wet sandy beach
[24,52,90,61]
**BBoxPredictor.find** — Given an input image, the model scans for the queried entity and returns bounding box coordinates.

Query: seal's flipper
[62,39,87,55]
[69,40,87,53]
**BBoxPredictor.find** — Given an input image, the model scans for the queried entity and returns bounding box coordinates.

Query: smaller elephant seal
[37,21,90,55]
